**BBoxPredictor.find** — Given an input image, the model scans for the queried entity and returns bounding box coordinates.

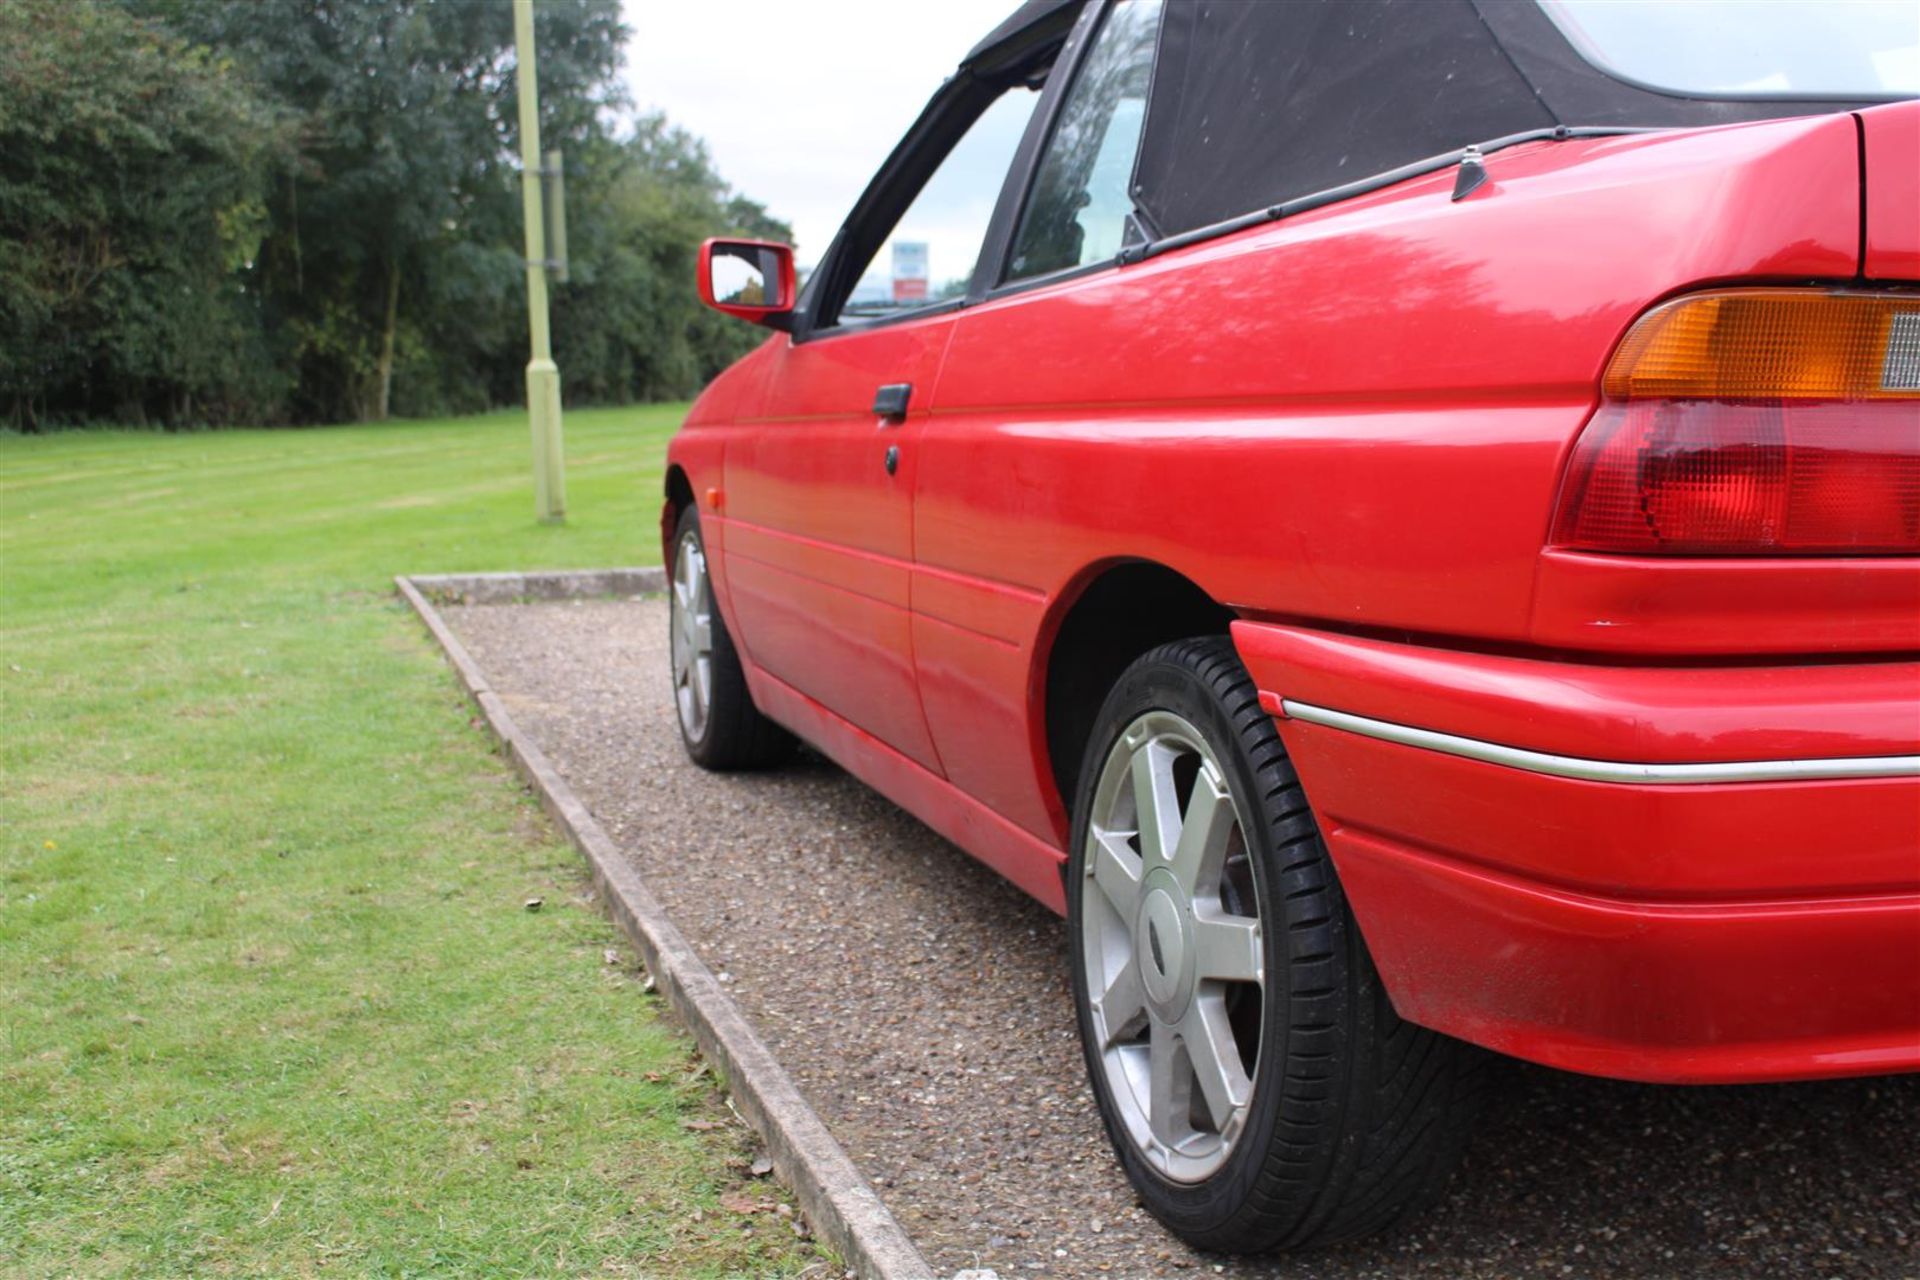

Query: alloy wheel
[671,531,714,743]
[1080,709,1266,1183]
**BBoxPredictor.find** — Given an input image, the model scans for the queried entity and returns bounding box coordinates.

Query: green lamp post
[513,0,565,523]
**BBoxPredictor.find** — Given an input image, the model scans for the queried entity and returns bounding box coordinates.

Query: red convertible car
[664,0,1920,1252]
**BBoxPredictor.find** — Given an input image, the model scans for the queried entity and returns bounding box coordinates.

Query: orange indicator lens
[1603,290,1920,401]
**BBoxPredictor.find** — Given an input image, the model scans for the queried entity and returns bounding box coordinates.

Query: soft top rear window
[1543,0,1920,99]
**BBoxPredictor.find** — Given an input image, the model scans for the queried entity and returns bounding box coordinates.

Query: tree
[130,0,626,422]
[551,115,792,406]
[0,0,284,428]
[1,0,788,427]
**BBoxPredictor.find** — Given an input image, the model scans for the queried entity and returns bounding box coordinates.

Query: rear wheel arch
[1037,560,1236,830]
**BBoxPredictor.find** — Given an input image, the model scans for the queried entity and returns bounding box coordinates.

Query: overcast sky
[619,0,1013,268]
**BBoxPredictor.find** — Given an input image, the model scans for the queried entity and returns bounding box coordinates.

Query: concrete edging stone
[396,572,936,1280]
[406,566,665,605]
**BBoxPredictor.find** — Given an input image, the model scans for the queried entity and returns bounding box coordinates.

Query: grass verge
[0,408,827,1277]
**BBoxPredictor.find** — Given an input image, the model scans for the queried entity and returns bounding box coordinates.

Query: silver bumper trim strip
[1277,700,1920,785]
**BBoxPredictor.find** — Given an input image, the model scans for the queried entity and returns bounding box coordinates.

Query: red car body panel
[1230,619,1920,1081]
[1530,549,1920,654]
[1861,101,1920,280]
[669,108,1920,1084]
[1322,815,1919,1083]
[721,322,954,773]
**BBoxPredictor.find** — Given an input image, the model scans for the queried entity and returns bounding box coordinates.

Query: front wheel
[669,506,793,770]
[1068,637,1486,1252]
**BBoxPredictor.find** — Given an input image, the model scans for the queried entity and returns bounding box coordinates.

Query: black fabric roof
[1128,0,1895,238]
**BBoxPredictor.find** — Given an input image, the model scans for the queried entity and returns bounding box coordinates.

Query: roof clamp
[1450,144,1491,203]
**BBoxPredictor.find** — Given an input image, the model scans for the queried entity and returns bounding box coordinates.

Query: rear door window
[1004,0,1164,283]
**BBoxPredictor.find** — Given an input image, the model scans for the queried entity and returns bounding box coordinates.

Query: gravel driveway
[445,596,1917,1280]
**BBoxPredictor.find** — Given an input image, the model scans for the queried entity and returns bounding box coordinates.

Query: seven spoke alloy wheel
[1069,638,1486,1252]
[1082,709,1263,1183]
[668,505,793,770]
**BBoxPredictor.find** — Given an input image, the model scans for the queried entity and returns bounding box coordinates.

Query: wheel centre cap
[1136,870,1195,1019]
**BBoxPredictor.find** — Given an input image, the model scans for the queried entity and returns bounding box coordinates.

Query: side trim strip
[1278,700,1920,785]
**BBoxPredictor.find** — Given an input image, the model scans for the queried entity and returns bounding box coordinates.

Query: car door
[909,0,1166,838]
[722,321,951,771]
[721,45,1060,774]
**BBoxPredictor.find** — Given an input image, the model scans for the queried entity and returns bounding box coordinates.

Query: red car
[665,0,1920,1253]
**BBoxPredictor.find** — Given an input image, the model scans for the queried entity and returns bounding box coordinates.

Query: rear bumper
[1232,621,1920,1084]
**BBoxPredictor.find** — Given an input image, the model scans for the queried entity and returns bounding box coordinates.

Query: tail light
[1551,290,1920,555]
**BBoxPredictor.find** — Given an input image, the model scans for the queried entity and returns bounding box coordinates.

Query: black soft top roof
[968,0,1899,239]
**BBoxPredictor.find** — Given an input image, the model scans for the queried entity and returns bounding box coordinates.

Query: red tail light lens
[1554,401,1920,553]
[1553,290,1920,556]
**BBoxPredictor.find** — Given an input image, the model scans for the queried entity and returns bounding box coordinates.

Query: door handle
[873,382,912,424]
[884,445,900,476]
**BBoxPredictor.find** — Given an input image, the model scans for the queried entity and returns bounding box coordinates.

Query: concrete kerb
[395,571,936,1280]
[406,566,665,605]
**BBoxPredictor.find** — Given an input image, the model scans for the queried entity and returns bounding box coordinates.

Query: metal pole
[514,0,564,523]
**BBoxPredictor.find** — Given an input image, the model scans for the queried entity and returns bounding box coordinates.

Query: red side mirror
[698,238,797,329]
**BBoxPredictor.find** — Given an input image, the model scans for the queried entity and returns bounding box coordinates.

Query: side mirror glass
[698,238,796,329]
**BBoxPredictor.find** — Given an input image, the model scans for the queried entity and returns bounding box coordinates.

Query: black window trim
[1124,124,1659,268]
[791,0,1102,345]
[993,0,1168,292]
[963,0,1111,301]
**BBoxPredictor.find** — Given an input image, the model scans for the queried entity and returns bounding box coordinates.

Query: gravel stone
[446,597,1920,1280]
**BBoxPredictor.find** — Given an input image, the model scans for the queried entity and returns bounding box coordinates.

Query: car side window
[838,85,1043,323]
[1004,0,1163,284]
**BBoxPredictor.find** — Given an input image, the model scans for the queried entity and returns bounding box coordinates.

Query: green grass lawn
[0,408,825,1277]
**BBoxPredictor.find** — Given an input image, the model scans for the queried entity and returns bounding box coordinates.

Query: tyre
[669,505,794,770]
[1067,637,1485,1252]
